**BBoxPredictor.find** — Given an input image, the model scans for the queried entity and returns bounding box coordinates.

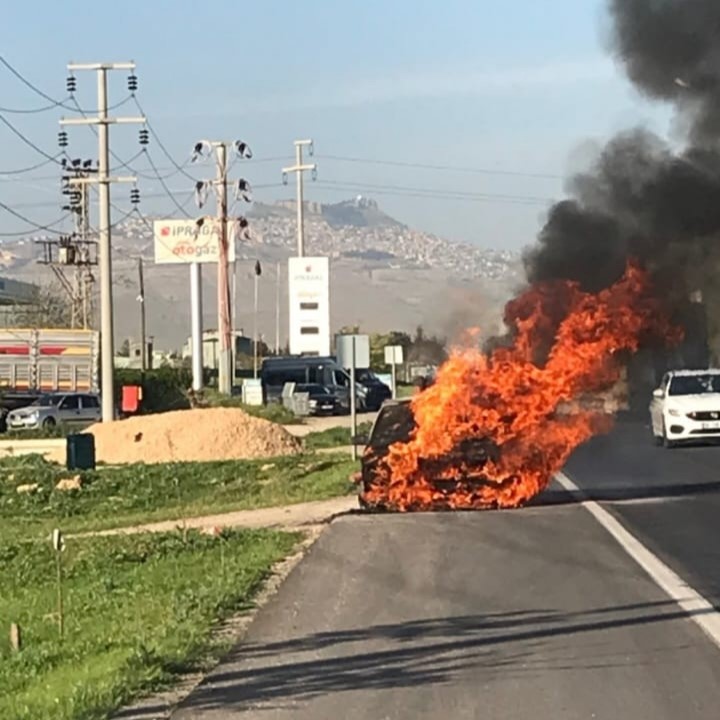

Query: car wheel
[42,417,57,429]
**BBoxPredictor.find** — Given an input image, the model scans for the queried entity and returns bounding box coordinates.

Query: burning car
[350,265,679,513]
[352,398,499,512]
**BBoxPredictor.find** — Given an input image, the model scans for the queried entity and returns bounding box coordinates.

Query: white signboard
[384,345,404,365]
[153,219,236,265]
[288,256,330,356]
[335,334,370,370]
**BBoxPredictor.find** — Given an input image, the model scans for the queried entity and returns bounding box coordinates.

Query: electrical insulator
[130,188,140,205]
[58,131,68,148]
[194,181,208,208]
[127,74,138,92]
[139,128,149,146]
[234,141,253,159]
[311,167,318,182]
[236,178,252,203]
[66,75,77,93]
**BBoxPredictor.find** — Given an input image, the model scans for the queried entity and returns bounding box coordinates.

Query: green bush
[114,367,194,414]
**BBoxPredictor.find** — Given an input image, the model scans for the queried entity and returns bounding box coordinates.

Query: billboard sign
[288,256,330,356]
[153,219,236,265]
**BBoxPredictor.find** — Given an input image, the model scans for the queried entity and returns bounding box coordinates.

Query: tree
[407,325,447,366]
[369,330,412,369]
[117,339,131,357]
[7,282,73,328]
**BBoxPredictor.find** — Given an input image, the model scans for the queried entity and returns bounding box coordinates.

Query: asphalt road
[563,419,720,608]
[171,427,720,720]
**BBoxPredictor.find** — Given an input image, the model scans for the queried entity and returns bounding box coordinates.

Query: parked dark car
[294,383,341,416]
[260,356,391,411]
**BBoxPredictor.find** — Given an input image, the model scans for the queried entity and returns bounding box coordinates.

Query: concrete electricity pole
[282,140,317,257]
[192,139,253,395]
[137,256,147,371]
[215,142,232,395]
[275,261,281,354]
[60,62,145,422]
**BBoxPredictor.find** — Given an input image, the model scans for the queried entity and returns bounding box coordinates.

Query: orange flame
[362,263,682,512]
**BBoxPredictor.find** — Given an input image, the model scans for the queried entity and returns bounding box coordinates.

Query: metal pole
[81,181,90,330]
[296,142,304,257]
[190,262,203,392]
[97,67,115,422]
[275,261,280,354]
[350,336,357,461]
[231,259,237,379]
[138,256,147,371]
[391,358,397,399]
[216,143,232,394]
[253,269,259,378]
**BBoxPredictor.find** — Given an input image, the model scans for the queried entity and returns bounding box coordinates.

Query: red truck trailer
[0,328,100,427]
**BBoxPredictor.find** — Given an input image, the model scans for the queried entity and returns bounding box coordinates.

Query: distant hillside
[251,197,403,229]
[1,197,521,350]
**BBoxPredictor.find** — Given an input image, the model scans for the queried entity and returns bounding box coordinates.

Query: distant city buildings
[117,201,521,282]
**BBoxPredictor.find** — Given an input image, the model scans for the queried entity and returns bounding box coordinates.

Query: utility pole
[38,158,99,329]
[191,139,253,395]
[254,260,261,377]
[137,256,147,371]
[60,62,145,423]
[190,263,203,392]
[282,140,317,257]
[275,261,281,354]
[215,142,232,394]
[231,259,237,377]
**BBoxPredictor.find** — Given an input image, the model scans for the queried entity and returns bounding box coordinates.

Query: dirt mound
[55,408,301,465]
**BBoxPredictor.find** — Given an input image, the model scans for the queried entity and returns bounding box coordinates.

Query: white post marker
[391,358,397,399]
[350,336,357,461]
[190,263,203,392]
[385,345,404,400]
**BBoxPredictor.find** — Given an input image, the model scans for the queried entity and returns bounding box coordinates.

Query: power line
[131,95,197,182]
[0,55,132,114]
[0,154,65,175]
[314,180,553,206]
[0,97,72,114]
[0,200,69,236]
[143,149,192,217]
[317,154,563,181]
[0,112,64,165]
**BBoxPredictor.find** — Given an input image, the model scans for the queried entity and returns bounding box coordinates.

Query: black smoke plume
[523,0,720,369]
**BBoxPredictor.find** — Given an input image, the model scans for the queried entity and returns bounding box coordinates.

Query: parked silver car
[6,392,102,430]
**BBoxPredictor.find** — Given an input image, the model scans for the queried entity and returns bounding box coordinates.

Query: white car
[650,370,720,448]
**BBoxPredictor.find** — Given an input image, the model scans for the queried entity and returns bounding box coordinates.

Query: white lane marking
[555,471,720,650]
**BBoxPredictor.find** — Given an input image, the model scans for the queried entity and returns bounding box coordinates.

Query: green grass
[303,422,373,450]
[0,453,357,538]
[0,527,299,720]
[396,384,415,399]
[2,423,77,440]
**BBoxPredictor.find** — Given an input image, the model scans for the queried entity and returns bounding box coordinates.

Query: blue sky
[1,0,673,249]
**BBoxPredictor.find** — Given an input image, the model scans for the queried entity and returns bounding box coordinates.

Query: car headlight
[667,408,682,417]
